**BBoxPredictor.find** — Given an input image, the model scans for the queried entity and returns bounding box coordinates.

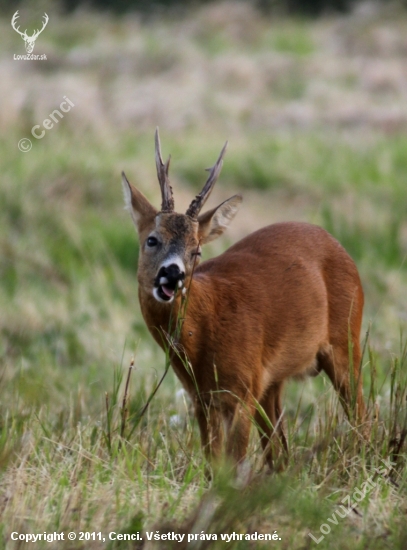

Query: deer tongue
[161,285,175,298]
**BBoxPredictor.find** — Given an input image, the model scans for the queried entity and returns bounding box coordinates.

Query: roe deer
[121,129,365,468]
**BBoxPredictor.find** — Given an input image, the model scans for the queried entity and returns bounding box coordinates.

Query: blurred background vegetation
[0,0,370,16]
[1,0,407,547]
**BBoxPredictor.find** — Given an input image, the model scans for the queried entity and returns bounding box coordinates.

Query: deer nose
[156,263,185,288]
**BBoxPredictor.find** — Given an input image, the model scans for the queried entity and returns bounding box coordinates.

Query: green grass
[1,4,407,548]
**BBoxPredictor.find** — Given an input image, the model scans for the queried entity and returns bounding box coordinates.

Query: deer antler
[155,128,174,213]
[186,141,228,219]
[31,13,49,40]
[11,11,27,38]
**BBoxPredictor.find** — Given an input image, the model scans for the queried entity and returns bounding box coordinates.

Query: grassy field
[1,2,407,548]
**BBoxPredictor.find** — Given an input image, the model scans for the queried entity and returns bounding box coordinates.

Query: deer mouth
[155,277,184,302]
[154,263,185,303]
[158,281,175,301]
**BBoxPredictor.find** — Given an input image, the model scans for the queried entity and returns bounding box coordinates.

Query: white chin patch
[153,287,174,304]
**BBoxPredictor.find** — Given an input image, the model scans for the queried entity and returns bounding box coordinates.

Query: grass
[1,2,407,548]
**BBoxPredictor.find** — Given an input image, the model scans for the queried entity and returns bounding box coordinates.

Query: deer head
[11,11,49,54]
[122,129,242,303]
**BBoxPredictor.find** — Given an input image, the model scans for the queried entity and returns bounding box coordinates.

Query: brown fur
[122,176,365,469]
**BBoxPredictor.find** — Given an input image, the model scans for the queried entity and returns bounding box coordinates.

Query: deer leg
[196,394,253,467]
[255,382,288,470]
[224,402,253,465]
[195,400,224,461]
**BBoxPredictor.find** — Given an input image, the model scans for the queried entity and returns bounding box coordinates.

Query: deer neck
[138,275,209,350]
[138,285,185,345]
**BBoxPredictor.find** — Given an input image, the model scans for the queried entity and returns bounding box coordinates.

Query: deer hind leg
[255,382,288,470]
[317,341,365,424]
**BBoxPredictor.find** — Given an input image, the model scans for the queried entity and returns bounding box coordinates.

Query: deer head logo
[11,11,49,54]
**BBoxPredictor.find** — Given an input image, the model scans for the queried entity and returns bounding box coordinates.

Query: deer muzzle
[154,263,185,302]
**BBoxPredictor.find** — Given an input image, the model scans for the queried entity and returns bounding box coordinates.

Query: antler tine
[11,11,25,37]
[186,141,228,219]
[155,128,174,213]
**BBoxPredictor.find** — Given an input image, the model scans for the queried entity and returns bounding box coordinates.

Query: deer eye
[146,236,158,247]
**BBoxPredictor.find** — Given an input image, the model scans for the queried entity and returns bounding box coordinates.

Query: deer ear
[198,195,242,244]
[121,172,158,232]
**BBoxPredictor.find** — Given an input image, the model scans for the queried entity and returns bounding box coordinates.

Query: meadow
[1,2,407,548]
